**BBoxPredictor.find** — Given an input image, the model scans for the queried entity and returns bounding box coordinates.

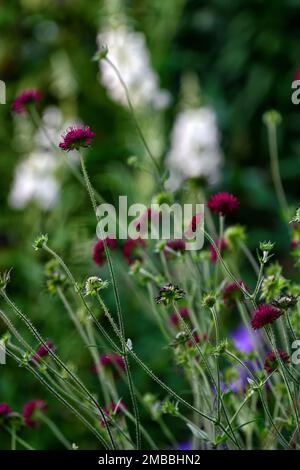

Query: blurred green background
[0,0,300,449]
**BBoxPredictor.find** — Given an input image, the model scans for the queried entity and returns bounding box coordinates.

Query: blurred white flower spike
[9,106,65,210]
[97,26,170,110]
[0,80,6,104]
[166,107,223,190]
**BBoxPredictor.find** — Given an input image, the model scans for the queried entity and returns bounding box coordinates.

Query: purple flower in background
[231,324,257,354]
[177,442,192,450]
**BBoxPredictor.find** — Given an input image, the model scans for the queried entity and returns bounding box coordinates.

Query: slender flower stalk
[263,110,290,222]
[78,151,141,450]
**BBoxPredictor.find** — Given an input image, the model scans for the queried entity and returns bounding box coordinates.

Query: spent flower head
[271,295,297,310]
[155,283,185,305]
[85,276,109,296]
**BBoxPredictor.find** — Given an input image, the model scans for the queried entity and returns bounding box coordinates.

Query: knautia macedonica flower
[92,238,117,266]
[31,340,54,365]
[0,403,12,417]
[251,304,283,330]
[93,353,125,378]
[122,238,146,265]
[22,400,47,427]
[155,283,185,305]
[164,239,186,257]
[208,192,239,216]
[59,125,96,151]
[170,307,190,327]
[223,281,246,307]
[11,89,41,114]
[264,350,290,374]
[209,238,227,263]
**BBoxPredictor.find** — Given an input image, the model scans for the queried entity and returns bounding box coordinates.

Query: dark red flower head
[0,403,12,417]
[251,304,283,330]
[170,307,190,327]
[164,239,186,256]
[59,125,96,151]
[12,89,41,114]
[31,340,54,365]
[93,237,117,266]
[122,238,146,265]
[93,353,125,378]
[22,400,47,428]
[223,281,246,307]
[187,332,208,348]
[208,192,239,216]
[264,350,290,374]
[210,238,227,263]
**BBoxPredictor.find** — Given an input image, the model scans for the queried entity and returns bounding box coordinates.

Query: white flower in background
[97,25,170,110]
[9,106,63,210]
[165,107,223,190]
[8,151,60,210]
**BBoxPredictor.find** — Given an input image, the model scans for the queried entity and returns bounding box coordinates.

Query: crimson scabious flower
[11,89,41,114]
[122,238,146,265]
[209,238,227,263]
[208,192,239,216]
[22,400,47,428]
[264,350,290,374]
[93,353,125,378]
[187,332,208,348]
[170,307,190,327]
[223,281,246,307]
[0,403,12,417]
[92,237,117,266]
[251,304,283,330]
[59,125,96,151]
[164,239,186,256]
[31,340,54,365]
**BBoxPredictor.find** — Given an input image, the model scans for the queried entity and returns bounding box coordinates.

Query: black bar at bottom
[0,450,296,466]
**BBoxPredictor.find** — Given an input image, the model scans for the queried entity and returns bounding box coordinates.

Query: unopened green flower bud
[262,110,282,126]
[153,192,173,205]
[260,240,274,252]
[202,293,216,308]
[33,234,48,250]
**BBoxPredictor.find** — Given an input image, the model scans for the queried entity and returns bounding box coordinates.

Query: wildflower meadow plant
[2,44,300,453]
